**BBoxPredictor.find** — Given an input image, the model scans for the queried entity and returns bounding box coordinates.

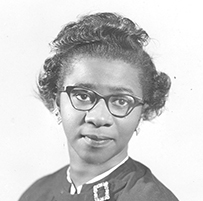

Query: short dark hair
[37,12,171,120]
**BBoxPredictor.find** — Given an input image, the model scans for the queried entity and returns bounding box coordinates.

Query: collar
[67,156,129,194]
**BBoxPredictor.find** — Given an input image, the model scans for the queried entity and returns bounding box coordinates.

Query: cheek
[118,120,136,141]
[61,111,73,138]
[61,109,84,142]
[117,108,142,138]
[60,97,80,137]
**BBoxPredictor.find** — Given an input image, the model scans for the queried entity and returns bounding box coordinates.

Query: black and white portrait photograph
[0,0,202,200]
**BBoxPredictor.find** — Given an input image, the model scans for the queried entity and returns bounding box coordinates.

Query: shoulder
[120,158,179,201]
[18,165,68,201]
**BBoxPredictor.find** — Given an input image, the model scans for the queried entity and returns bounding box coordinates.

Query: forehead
[63,56,143,96]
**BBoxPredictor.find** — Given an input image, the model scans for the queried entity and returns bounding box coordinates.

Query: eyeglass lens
[68,87,142,117]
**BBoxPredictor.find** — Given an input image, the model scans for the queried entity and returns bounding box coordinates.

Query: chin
[81,153,113,165]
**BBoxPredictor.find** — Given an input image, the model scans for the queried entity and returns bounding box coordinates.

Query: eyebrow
[73,83,135,95]
[75,83,96,90]
[108,86,135,95]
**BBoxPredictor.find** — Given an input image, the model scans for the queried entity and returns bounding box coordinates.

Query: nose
[84,99,114,127]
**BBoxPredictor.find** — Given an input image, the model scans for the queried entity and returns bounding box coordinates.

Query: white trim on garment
[67,156,129,194]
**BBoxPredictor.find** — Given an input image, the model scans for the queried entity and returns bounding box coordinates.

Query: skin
[59,56,144,187]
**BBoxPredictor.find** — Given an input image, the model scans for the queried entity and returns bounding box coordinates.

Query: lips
[81,134,113,147]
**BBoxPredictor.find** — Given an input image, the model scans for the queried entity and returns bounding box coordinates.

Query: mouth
[81,134,113,147]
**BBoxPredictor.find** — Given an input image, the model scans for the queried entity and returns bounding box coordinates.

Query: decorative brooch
[93,181,110,201]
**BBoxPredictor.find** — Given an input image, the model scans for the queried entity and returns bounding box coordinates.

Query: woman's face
[59,56,143,166]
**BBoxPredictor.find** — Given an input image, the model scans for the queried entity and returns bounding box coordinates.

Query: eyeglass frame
[59,86,145,118]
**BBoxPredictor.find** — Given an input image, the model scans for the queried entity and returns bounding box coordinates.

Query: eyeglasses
[60,86,144,118]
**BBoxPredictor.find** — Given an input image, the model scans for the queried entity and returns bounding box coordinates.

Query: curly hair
[37,12,171,121]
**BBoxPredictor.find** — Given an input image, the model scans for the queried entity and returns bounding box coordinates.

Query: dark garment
[19,158,178,201]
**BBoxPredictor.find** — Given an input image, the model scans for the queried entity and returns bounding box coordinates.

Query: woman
[19,12,178,201]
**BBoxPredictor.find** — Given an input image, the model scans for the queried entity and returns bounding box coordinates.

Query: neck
[68,147,128,187]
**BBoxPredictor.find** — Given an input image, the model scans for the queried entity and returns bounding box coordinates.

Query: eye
[115,99,128,106]
[76,92,90,101]
[111,96,132,108]
[71,89,94,103]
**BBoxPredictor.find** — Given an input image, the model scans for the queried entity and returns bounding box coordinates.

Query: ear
[135,104,147,133]
[142,103,149,113]
[135,116,143,133]
[140,103,149,118]
[52,100,62,124]
[55,94,61,110]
